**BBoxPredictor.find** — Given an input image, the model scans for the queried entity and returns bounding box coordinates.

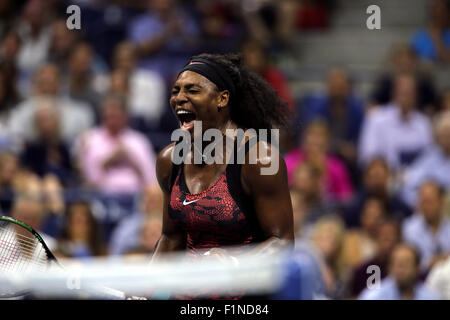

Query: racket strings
[0,224,48,274]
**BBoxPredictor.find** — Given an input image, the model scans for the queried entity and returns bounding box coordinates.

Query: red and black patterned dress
[167,137,264,299]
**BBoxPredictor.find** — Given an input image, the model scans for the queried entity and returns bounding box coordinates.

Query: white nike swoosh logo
[183,199,201,205]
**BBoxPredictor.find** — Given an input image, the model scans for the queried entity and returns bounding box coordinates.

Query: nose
[171,90,188,107]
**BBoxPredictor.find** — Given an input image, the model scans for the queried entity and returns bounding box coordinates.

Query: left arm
[241,140,294,257]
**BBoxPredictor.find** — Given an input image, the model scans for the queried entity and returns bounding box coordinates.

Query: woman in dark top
[152,53,294,293]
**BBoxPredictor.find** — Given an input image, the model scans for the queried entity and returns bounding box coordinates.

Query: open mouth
[176,109,197,131]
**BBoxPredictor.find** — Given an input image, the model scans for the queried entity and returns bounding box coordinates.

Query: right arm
[151,144,186,263]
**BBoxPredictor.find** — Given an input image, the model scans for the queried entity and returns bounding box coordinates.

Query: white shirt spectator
[426,256,450,300]
[359,104,432,170]
[402,213,450,270]
[127,70,166,125]
[8,96,94,144]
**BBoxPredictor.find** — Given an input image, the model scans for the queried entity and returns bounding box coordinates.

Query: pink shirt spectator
[284,148,353,202]
[78,127,157,194]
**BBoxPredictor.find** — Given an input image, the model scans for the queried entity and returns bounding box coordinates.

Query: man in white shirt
[402,181,450,271]
[359,73,432,171]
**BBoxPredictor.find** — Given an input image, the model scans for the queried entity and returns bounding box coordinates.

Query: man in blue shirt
[359,244,440,300]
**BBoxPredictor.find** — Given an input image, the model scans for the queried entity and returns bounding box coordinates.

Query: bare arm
[151,144,186,263]
[241,141,294,257]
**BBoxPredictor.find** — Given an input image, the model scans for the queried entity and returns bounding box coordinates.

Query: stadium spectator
[426,254,450,300]
[125,216,162,256]
[285,120,354,203]
[11,194,57,251]
[193,0,242,53]
[76,95,157,195]
[342,197,385,269]
[296,67,364,182]
[242,39,294,109]
[19,102,74,186]
[411,0,450,64]
[402,181,450,271]
[290,163,334,236]
[57,201,106,258]
[371,44,437,114]
[63,42,104,119]
[344,157,412,228]
[440,87,450,111]
[109,186,163,255]
[311,215,349,299]
[47,19,79,76]
[0,152,19,214]
[0,60,21,139]
[359,73,433,170]
[128,0,200,82]
[8,63,94,143]
[401,110,450,208]
[15,0,52,84]
[350,220,401,298]
[112,41,166,128]
[359,244,440,299]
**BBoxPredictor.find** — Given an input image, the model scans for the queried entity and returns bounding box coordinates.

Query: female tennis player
[152,53,294,282]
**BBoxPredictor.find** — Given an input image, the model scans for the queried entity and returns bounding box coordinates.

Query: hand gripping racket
[0,215,126,299]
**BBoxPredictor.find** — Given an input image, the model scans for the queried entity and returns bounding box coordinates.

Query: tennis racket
[0,215,126,299]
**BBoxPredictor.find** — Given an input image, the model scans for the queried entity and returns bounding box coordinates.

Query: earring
[218,105,222,112]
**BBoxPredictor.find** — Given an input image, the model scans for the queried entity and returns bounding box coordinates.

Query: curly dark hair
[190,53,290,131]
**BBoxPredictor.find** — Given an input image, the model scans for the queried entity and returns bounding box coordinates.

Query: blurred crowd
[0,0,449,300]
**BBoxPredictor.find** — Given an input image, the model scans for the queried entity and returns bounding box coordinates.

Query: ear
[217,90,230,109]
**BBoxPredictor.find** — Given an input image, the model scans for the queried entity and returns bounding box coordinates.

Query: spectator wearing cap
[359,244,440,300]
[402,181,450,271]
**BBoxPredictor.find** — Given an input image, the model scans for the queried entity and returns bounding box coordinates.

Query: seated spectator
[109,186,163,256]
[345,157,412,228]
[128,0,200,82]
[370,44,437,114]
[290,164,334,236]
[0,61,21,149]
[124,216,162,257]
[411,0,450,64]
[359,73,432,170]
[11,194,57,251]
[242,39,294,109]
[76,95,157,195]
[402,181,450,271]
[402,110,450,208]
[194,0,242,53]
[19,102,74,186]
[350,220,401,298]
[311,215,349,299]
[440,87,450,111]
[16,0,52,88]
[8,63,94,144]
[359,244,439,300]
[426,254,450,300]
[112,41,166,128]
[47,19,79,75]
[63,42,104,119]
[296,67,364,182]
[342,197,385,269]
[285,120,354,203]
[0,152,19,214]
[57,201,106,258]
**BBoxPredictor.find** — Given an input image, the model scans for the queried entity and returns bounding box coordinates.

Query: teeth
[177,110,193,115]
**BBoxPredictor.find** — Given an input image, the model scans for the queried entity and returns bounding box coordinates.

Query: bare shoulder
[156,142,176,193]
[241,138,288,191]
